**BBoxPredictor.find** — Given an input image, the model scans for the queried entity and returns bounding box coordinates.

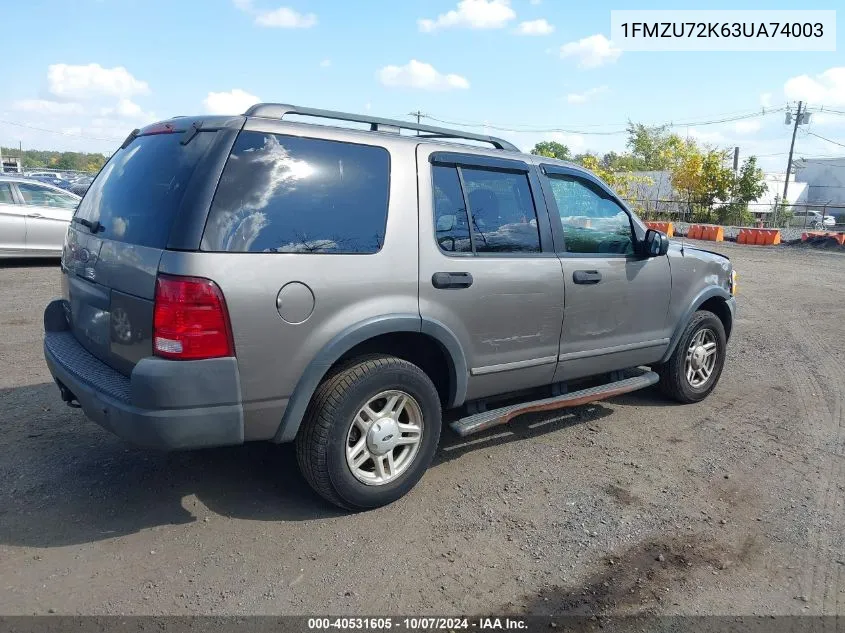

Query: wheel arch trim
[660,287,732,364]
[273,314,468,443]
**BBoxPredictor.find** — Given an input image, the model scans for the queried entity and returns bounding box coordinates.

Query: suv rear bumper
[43,299,245,450]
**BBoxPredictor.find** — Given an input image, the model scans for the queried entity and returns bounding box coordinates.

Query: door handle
[432,272,473,289]
[27,213,44,218]
[573,270,602,285]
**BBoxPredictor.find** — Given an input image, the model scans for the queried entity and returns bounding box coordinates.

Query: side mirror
[643,228,669,257]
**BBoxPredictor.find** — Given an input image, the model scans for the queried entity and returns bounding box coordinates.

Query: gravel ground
[0,242,844,617]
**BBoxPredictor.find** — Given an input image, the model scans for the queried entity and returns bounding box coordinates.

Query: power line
[419,104,790,132]
[419,114,626,135]
[417,107,787,136]
[0,119,122,142]
[804,131,845,149]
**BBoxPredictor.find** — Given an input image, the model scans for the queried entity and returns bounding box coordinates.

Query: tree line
[531,123,769,225]
[1,147,107,173]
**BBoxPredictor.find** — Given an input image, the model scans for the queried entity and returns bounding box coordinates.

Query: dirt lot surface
[1,241,844,617]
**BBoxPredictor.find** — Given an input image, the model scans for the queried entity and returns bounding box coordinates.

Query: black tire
[295,355,442,510]
[657,310,727,404]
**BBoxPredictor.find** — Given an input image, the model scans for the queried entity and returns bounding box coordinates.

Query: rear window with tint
[73,132,214,248]
[201,132,390,254]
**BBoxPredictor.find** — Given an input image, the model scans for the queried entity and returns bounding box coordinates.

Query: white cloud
[566,85,608,104]
[811,112,844,126]
[418,0,515,32]
[47,63,150,100]
[734,120,761,135]
[515,19,554,36]
[99,99,156,123]
[685,128,725,144]
[12,99,85,115]
[320,59,331,68]
[734,119,761,134]
[255,7,317,28]
[560,34,621,69]
[203,89,261,114]
[760,92,773,108]
[378,60,469,91]
[783,67,845,106]
[549,131,585,152]
[233,0,317,28]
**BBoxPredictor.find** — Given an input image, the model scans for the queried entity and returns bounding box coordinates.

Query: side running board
[450,369,659,437]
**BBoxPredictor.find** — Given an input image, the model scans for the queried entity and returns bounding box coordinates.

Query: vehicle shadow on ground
[0,383,664,548]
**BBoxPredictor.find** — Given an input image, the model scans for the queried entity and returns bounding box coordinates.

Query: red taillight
[153,274,235,360]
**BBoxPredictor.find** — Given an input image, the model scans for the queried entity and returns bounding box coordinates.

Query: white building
[756,173,808,211]
[794,157,845,219]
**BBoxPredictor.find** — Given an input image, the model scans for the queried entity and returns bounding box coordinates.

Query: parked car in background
[0,176,80,257]
[26,174,70,190]
[68,175,95,197]
[788,209,836,229]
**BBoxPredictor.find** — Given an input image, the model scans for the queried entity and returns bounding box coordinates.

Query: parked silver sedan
[0,176,80,258]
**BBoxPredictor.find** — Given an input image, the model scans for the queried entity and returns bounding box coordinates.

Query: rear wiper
[75,218,104,234]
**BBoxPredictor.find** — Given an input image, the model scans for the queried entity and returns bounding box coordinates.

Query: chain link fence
[623,198,845,232]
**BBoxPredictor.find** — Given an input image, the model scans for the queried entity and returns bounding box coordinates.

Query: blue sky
[1,0,843,172]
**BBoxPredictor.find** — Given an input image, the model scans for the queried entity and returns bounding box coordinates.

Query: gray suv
[43,104,737,509]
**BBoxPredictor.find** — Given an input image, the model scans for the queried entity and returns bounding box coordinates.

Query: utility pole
[782,101,803,207]
[730,147,740,225]
[408,110,426,135]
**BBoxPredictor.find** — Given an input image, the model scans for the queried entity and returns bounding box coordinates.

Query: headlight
[730,269,738,296]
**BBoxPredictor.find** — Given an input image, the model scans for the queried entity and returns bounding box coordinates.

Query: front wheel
[295,355,442,510]
[657,310,727,403]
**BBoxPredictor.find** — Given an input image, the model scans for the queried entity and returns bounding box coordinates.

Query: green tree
[1,147,106,172]
[530,141,571,161]
[733,156,767,206]
[624,122,689,171]
[717,156,767,225]
[670,142,733,221]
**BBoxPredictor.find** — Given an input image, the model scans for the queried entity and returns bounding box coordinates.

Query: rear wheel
[657,310,727,403]
[295,355,441,510]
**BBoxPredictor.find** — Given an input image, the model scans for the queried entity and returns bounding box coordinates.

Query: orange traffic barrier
[802,231,845,246]
[645,221,674,237]
[738,228,781,245]
[688,224,723,242]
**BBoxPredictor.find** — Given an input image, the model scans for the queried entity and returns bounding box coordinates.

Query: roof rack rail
[243,103,519,152]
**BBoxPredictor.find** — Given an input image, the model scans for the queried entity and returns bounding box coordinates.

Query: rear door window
[73,131,214,248]
[201,132,390,254]
[460,167,541,253]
